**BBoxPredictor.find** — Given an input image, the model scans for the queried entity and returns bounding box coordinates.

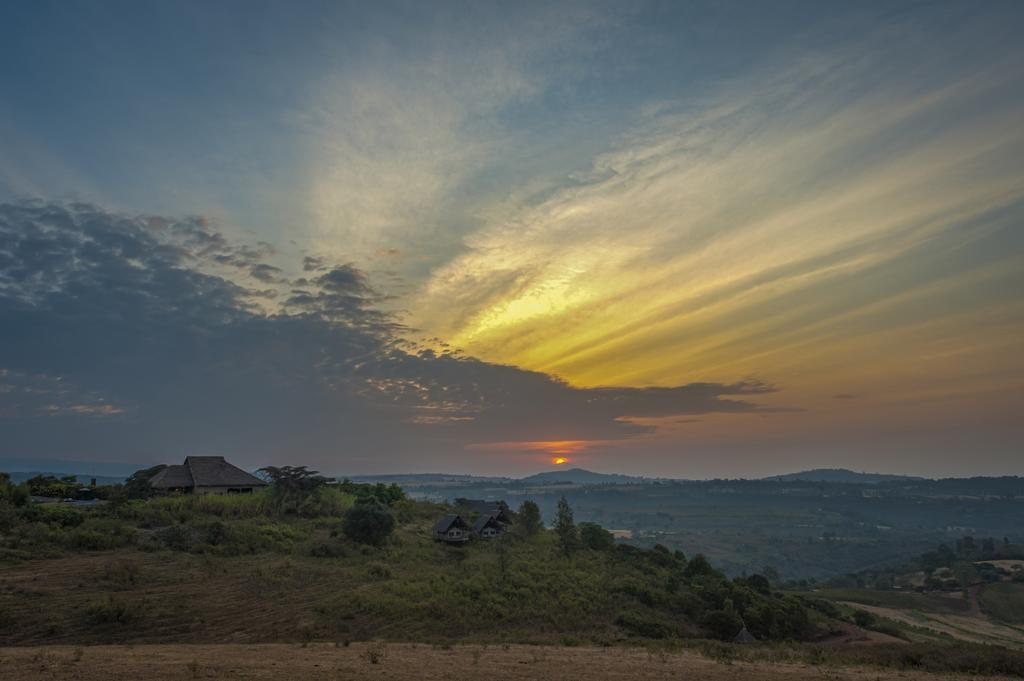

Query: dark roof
[149,464,193,489]
[464,499,508,514]
[149,457,266,489]
[472,514,502,533]
[434,514,468,533]
[186,456,265,487]
[733,625,757,643]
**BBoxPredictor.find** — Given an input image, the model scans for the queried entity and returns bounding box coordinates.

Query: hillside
[0,480,815,647]
[4,477,1024,679]
[518,468,648,485]
[763,469,923,484]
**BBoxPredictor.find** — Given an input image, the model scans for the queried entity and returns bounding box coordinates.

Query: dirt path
[0,643,1017,681]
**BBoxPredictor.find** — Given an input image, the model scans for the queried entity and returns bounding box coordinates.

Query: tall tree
[516,500,543,537]
[554,496,578,558]
[258,465,334,512]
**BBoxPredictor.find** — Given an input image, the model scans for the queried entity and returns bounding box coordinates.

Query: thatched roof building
[434,514,470,544]
[472,514,504,539]
[149,456,266,495]
[733,625,757,643]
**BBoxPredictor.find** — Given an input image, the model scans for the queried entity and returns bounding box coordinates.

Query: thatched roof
[434,514,468,533]
[733,625,757,643]
[148,465,193,489]
[149,456,266,489]
[472,514,502,533]
[464,499,509,514]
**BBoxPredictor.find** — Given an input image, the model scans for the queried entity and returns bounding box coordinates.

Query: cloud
[0,200,775,471]
[407,11,1024,401]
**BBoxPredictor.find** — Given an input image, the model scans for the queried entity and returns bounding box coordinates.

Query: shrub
[367,562,392,579]
[342,501,395,546]
[615,611,673,639]
[32,504,84,528]
[310,542,347,558]
[87,596,139,624]
[701,609,743,641]
[579,522,615,551]
[853,609,877,628]
[155,524,195,551]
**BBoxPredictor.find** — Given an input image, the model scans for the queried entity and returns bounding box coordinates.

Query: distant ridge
[0,458,144,479]
[518,467,647,485]
[762,468,924,484]
[5,471,127,485]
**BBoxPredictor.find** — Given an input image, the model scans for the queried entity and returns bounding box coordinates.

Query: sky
[1,0,1022,478]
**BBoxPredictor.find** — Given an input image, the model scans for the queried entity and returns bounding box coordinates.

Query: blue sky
[1,1,1022,476]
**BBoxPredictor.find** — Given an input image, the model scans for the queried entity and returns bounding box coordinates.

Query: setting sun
[552,457,570,465]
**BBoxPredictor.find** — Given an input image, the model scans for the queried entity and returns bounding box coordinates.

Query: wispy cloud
[409,14,1024,405]
[0,201,777,472]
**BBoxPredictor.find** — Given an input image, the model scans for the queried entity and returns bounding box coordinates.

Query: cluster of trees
[826,535,1024,592]
[3,471,822,643]
[498,496,809,641]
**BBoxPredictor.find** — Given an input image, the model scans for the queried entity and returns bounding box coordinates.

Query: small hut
[733,624,757,643]
[472,514,504,539]
[434,514,470,544]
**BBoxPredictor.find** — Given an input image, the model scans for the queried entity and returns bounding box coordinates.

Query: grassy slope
[0,502,699,646]
[980,582,1024,625]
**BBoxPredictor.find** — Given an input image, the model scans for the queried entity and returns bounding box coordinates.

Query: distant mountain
[0,458,144,478]
[346,473,513,484]
[763,468,924,484]
[5,471,127,485]
[517,468,649,485]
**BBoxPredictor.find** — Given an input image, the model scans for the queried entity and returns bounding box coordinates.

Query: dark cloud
[832,393,859,400]
[0,200,778,471]
[302,255,326,272]
[249,263,285,283]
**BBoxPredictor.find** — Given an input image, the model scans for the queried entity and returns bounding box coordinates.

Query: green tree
[701,609,742,641]
[515,500,543,537]
[122,465,167,500]
[554,496,578,558]
[342,500,395,546]
[853,610,876,628]
[579,522,615,551]
[683,553,717,579]
[258,465,334,513]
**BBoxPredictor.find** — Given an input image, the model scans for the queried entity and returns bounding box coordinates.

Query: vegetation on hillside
[5,468,1024,678]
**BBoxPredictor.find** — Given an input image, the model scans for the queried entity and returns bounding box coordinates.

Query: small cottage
[149,456,267,495]
[472,514,504,539]
[434,514,470,544]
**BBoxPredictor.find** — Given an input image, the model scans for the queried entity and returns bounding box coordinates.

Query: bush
[579,522,615,551]
[155,524,195,551]
[853,609,877,628]
[310,542,347,558]
[28,504,84,528]
[615,611,674,639]
[702,609,743,641]
[342,501,395,546]
[87,596,139,624]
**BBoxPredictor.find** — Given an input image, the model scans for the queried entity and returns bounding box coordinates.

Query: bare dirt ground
[0,643,1018,681]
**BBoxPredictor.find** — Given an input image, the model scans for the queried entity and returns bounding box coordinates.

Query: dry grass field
[1,643,1021,681]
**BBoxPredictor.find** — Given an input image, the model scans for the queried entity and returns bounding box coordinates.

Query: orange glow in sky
[552,457,570,465]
